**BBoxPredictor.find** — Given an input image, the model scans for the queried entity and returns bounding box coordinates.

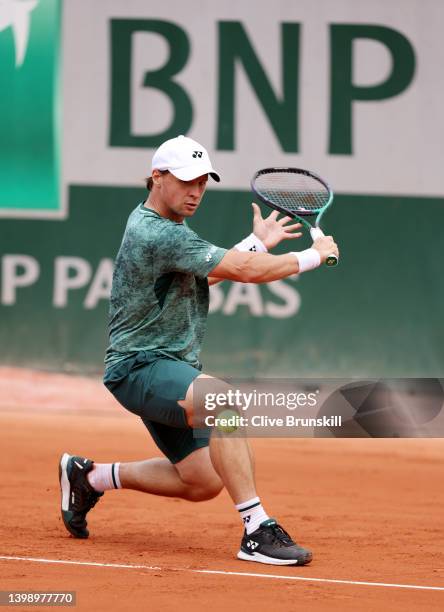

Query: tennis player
[59,135,338,566]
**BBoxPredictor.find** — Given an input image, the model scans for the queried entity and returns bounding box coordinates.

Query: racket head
[251,167,333,221]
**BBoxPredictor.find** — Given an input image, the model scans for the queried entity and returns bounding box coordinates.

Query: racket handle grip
[309,227,338,267]
[310,227,324,240]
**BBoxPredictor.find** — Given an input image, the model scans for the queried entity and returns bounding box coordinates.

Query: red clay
[1,367,443,611]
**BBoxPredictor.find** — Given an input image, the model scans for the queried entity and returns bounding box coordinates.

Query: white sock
[87,463,122,492]
[236,497,270,535]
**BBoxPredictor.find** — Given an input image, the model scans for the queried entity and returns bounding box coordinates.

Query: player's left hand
[251,202,302,250]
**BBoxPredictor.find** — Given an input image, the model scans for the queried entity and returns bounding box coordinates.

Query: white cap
[151,135,220,182]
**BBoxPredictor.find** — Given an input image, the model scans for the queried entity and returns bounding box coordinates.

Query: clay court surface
[1,367,443,611]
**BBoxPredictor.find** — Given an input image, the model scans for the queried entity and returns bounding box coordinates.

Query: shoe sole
[237,549,312,566]
[59,453,70,512]
[58,453,89,539]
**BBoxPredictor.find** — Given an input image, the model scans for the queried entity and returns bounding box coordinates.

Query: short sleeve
[153,222,227,278]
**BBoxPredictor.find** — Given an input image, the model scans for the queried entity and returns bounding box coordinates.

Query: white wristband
[291,248,321,273]
[234,233,267,253]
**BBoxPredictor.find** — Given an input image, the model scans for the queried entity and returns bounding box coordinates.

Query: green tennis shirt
[105,204,227,370]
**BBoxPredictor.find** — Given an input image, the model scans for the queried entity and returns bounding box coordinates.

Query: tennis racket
[251,167,338,267]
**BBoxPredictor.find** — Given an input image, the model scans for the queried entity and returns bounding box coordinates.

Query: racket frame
[250,167,333,230]
[250,167,337,267]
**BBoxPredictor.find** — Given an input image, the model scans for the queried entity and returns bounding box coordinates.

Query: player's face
[156,171,208,220]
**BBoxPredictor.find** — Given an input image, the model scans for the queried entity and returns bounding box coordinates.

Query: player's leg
[107,361,222,499]
[59,357,222,538]
[119,446,223,501]
[59,446,222,539]
[178,373,258,504]
[178,374,313,566]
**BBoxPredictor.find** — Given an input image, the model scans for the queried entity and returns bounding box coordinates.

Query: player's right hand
[312,236,339,263]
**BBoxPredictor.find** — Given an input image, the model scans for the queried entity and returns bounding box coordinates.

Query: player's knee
[184,479,224,502]
[175,446,223,501]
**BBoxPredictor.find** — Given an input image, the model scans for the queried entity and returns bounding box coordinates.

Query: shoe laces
[87,490,103,509]
[72,483,102,513]
[266,523,294,547]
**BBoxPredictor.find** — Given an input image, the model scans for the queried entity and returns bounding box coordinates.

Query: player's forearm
[212,252,298,283]
[241,253,299,282]
[210,248,322,282]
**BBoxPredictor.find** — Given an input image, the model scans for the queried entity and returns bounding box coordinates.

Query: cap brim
[169,164,221,183]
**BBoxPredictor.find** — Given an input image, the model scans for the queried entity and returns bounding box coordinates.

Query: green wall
[1,187,442,377]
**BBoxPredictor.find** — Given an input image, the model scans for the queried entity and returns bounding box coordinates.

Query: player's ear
[152,169,163,186]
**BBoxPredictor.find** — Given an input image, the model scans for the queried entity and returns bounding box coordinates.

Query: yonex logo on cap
[192,151,203,158]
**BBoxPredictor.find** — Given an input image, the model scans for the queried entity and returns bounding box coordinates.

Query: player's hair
[145,170,168,191]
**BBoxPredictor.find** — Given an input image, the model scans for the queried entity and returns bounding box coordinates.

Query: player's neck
[144,195,184,223]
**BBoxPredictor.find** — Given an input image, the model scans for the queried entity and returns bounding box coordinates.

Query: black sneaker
[59,453,103,539]
[237,518,313,566]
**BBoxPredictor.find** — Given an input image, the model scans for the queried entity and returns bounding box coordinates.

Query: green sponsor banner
[0,188,443,378]
[0,0,61,214]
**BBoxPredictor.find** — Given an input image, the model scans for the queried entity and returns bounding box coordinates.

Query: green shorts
[103,351,210,463]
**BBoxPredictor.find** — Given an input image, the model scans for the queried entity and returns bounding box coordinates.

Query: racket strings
[254,173,328,214]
